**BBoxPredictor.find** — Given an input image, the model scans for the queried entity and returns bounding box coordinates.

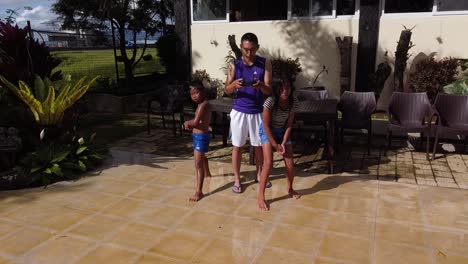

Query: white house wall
[191,15,468,106]
[191,19,360,98]
[377,15,468,109]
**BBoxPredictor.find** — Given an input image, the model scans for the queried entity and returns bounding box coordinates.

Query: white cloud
[15,5,59,30]
[0,0,35,6]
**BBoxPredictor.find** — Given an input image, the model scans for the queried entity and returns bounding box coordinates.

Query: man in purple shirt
[224,33,272,194]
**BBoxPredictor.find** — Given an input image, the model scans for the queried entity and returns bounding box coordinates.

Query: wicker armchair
[147,84,186,136]
[430,94,468,159]
[338,91,376,155]
[385,92,433,160]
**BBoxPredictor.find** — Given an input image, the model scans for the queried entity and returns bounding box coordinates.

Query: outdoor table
[208,97,338,174]
[295,99,338,174]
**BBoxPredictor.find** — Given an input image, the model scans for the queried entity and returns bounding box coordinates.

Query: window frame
[434,0,468,16]
[380,0,468,18]
[190,0,359,24]
[191,0,230,24]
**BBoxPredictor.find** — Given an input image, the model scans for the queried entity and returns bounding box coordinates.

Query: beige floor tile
[425,213,468,231]
[377,200,423,223]
[86,179,143,196]
[150,173,191,187]
[200,176,233,193]
[68,214,126,241]
[65,192,119,212]
[134,254,180,264]
[234,200,280,223]
[177,211,228,235]
[0,227,53,256]
[114,170,158,183]
[279,206,328,230]
[0,256,10,264]
[75,245,138,264]
[427,230,468,256]
[129,184,173,201]
[109,222,166,250]
[375,222,427,247]
[149,231,210,261]
[196,194,244,215]
[294,193,335,211]
[313,257,346,264]
[24,236,93,264]
[374,240,432,264]
[266,225,321,254]
[335,182,378,199]
[327,212,375,239]
[0,220,22,238]
[7,204,90,232]
[254,248,313,264]
[162,189,202,209]
[333,196,376,217]
[136,205,189,228]
[192,239,258,264]
[101,198,159,220]
[317,233,370,263]
[219,216,274,246]
[436,253,468,264]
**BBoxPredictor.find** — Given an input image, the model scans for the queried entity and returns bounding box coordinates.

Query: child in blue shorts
[183,81,212,202]
[258,77,301,211]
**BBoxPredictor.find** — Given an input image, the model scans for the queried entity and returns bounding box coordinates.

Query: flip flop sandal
[254,179,272,188]
[232,184,242,194]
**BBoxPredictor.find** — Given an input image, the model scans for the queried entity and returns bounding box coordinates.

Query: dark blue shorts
[259,123,292,145]
[193,132,210,153]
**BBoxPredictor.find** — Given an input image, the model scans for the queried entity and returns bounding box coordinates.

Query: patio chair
[294,89,329,142]
[338,91,376,155]
[147,84,186,136]
[431,93,468,160]
[385,92,433,160]
[296,88,329,101]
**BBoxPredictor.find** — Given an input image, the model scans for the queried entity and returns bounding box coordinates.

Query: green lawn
[52,48,165,81]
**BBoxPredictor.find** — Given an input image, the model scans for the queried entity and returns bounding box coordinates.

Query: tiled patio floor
[1,127,468,263]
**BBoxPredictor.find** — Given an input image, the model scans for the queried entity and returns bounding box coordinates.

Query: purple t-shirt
[233,56,266,114]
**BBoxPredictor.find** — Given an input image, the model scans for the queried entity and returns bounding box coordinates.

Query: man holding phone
[224,32,272,194]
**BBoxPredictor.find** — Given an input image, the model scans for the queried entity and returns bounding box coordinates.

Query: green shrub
[270,57,302,81]
[409,57,459,101]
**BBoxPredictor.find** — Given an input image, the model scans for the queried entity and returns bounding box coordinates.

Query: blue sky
[0,0,59,30]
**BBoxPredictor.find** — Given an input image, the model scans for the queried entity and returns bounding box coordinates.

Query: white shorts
[230,109,263,147]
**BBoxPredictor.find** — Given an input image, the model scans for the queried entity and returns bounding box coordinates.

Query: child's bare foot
[257,199,269,211]
[288,190,302,199]
[189,191,204,202]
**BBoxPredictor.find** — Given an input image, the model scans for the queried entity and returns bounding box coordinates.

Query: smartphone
[241,80,254,86]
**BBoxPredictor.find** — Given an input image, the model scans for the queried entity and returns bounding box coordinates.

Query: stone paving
[0,126,468,263]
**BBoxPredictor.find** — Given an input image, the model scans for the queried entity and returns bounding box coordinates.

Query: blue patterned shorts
[192,133,211,153]
[259,123,292,145]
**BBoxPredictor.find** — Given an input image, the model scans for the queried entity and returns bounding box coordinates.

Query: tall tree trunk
[174,0,191,82]
[117,26,134,80]
[336,36,353,95]
[394,29,413,92]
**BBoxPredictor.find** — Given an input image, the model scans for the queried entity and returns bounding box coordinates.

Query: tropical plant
[443,80,468,95]
[191,69,223,99]
[0,75,99,126]
[20,132,105,187]
[271,57,302,81]
[0,22,62,86]
[409,57,459,101]
[443,61,468,95]
[310,65,329,88]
